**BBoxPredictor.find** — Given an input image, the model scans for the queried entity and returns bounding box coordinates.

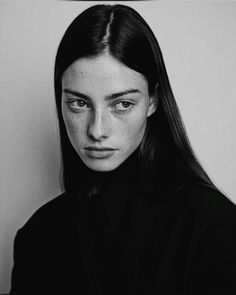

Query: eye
[66,99,88,110]
[113,101,134,111]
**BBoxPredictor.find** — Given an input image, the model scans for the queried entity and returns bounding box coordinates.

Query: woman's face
[61,53,157,172]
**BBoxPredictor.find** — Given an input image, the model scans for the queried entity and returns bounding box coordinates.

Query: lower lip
[85,149,116,159]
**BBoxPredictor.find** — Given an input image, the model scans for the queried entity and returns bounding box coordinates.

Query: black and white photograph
[0,1,236,294]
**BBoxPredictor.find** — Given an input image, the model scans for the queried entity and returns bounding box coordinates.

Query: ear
[147,83,158,117]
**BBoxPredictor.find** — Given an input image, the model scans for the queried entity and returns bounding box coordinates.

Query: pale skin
[61,52,157,173]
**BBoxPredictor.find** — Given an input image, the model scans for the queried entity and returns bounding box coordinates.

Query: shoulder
[11,193,79,293]
[161,183,236,230]
[13,192,76,261]
[18,193,72,235]
[175,184,236,215]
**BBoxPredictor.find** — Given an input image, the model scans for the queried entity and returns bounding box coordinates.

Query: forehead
[62,53,148,94]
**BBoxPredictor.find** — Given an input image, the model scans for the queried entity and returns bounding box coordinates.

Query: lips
[84,146,116,159]
[85,146,116,151]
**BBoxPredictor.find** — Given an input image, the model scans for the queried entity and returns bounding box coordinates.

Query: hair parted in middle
[54,4,216,195]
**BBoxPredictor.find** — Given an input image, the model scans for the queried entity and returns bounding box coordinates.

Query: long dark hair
[54,4,216,194]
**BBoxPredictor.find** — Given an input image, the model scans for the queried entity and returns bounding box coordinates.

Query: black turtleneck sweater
[10,151,236,294]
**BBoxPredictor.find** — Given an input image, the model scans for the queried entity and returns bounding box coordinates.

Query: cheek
[62,113,86,144]
[118,112,147,144]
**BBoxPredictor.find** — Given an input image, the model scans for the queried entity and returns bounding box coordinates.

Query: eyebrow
[63,88,141,101]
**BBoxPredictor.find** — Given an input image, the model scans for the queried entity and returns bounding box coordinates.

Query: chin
[83,159,122,172]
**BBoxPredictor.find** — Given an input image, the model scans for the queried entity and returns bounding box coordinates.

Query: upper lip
[85,146,116,151]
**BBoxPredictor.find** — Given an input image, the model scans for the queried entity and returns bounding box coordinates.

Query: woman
[10,4,236,295]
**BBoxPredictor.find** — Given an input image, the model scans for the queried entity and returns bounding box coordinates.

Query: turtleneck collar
[73,147,140,201]
[90,148,140,197]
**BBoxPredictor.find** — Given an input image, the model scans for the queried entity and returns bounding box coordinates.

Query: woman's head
[55,4,215,192]
[61,53,157,172]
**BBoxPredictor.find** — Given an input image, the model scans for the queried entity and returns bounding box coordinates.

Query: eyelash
[66,99,134,112]
[112,101,134,111]
[66,99,88,110]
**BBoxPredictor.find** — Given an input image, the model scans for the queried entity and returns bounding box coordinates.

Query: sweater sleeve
[186,210,236,295]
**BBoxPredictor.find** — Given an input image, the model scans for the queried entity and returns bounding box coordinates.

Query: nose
[87,108,110,141]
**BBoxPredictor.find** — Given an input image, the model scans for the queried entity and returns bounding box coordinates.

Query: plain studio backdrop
[0,1,236,293]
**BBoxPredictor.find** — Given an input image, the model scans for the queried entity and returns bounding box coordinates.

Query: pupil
[122,102,129,108]
[78,100,85,107]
